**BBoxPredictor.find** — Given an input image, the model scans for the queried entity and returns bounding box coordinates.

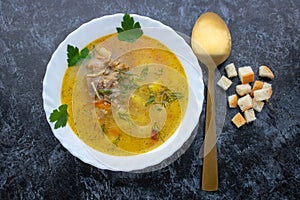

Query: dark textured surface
[1,0,299,199]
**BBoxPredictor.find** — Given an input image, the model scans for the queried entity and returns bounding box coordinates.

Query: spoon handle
[202,68,218,191]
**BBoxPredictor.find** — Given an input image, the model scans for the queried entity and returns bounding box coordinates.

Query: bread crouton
[228,94,238,108]
[253,87,272,101]
[238,66,254,84]
[259,65,274,79]
[238,94,253,112]
[252,99,264,112]
[244,109,256,123]
[217,75,232,91]
[225,63,237,78]
[236,84,251,96]
[250,80,264,96]
[263,82,272,89]
[232,112,246,128]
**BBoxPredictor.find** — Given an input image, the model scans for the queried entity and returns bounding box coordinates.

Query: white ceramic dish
[43,13,204,171]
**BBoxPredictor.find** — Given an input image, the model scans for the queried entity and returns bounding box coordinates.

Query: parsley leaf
[116,13,143,43]
[49,104,68,129]
[80,48,89,58]
[67,45,89,67]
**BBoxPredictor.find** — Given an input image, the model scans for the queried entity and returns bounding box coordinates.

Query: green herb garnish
[49,104,68,129]
[67,45,89,66]
[154,68,164,77]
[113,134,121,146]
[145,95,155,106]
[145,88,183,108]
[161,90,183,107]
[145,87,183,107]
[117,71,139,94]
[98,89,112,96]
[152,123,165,142]
[137,66,149,81]
[118,111,131,121]
[156,107,163,112]
[100,124,106,134]
[118,111,134,126]
[116,13,143,43]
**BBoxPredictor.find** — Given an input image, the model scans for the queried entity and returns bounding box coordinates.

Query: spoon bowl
[191,12,231,191]
[192,12,231,66]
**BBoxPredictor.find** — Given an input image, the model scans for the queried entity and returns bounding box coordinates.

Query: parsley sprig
[67,45,89,66]
[49,104,68,129]
[116,13,143,43]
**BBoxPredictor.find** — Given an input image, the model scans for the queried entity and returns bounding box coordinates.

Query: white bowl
[43,13,204,171]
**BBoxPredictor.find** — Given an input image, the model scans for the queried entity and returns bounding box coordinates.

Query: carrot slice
[93,100,111,110]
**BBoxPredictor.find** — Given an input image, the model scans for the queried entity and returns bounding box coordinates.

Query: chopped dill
[113,134,121,146]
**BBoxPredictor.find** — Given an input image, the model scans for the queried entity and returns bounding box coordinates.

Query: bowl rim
[43,13,204,171]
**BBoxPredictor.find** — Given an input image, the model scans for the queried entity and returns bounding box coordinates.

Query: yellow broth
[61,34,188,155]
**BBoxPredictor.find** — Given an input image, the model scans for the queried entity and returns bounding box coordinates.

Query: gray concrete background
[0,0,299,199]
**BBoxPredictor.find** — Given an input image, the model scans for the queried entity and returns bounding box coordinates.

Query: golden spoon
[191,12,231,191]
